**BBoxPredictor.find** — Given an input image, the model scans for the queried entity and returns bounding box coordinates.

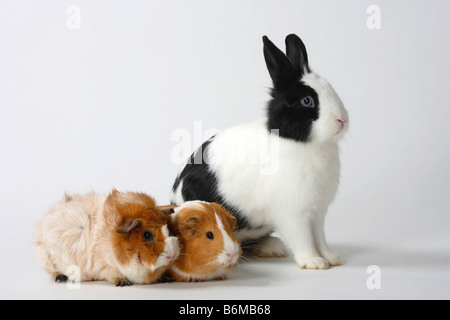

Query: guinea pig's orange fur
[35,190,179,286]
[167,201,242,282]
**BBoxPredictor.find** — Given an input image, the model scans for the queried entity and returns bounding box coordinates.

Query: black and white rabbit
[171,34,348,269]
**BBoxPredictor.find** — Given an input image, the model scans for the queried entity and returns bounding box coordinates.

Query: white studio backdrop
[0,0,449,299]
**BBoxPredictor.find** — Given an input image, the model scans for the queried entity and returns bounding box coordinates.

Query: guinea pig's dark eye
[206,231,214,240]
[142,230,154,242]
[300,96,315,108]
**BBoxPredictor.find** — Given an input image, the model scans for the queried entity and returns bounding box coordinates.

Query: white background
[0,0,449,300]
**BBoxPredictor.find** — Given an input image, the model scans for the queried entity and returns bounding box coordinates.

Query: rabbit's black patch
[263,35,320,142]
[171,138,253,231]
[266,82,320,142]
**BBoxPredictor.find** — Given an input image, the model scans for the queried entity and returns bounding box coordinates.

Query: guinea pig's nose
[164,251,177,264]
[226,251,238,264]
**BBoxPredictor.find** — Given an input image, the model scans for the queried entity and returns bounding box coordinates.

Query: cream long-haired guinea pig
[167,201,242,282]
[34,190,180,286]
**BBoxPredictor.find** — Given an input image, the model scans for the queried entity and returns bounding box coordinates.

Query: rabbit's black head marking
[263,34,320,142]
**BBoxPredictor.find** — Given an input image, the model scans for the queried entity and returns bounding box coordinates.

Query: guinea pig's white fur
[168,201,241,282]
[34,191,179,286]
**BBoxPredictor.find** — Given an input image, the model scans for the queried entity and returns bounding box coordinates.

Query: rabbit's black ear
[285,34,310,77]
[263,36,297,89]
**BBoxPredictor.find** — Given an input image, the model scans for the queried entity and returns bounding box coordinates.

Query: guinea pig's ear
[117,219,142,234]
[227,214,238,231]
[221,210,238,231]
[180,216,201,236]
[156,205,178,216]
[210,203,239,231]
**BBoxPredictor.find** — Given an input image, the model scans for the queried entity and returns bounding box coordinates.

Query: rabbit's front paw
[296,256,330,270]
[323,252,342,266]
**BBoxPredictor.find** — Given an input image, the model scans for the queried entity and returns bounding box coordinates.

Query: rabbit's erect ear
[285,34,310,76]
[263,36,297,88]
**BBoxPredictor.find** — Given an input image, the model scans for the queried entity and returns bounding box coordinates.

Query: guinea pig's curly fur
[34,190,179,286]
[167,201,242,282]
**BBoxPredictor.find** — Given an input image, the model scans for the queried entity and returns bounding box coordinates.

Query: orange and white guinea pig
[167,201,242,282]
[34,190,179,286]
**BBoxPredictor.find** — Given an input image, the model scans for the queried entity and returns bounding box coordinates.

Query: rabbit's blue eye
[301,96,315,108]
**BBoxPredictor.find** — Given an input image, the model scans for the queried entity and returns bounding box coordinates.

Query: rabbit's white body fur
[171,35,348,269]
[208,123,342,268]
